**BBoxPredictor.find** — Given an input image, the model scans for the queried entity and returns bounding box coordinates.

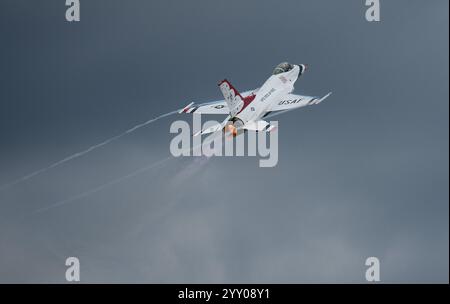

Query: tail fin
[218,79,244,117]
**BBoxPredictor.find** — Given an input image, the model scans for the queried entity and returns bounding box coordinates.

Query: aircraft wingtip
[320,92,332,101]
[179,102,195,114]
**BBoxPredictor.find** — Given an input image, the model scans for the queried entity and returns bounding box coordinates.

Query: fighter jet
[179,62,331,136]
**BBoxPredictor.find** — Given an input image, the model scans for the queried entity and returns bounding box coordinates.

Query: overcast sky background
[0,0,448,283]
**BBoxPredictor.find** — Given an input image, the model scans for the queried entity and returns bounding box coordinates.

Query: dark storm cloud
[0,0,448,283]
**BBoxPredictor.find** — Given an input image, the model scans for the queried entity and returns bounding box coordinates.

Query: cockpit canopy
[272,62,294,75]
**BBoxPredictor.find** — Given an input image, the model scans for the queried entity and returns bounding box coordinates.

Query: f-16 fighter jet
[179,62,331,136]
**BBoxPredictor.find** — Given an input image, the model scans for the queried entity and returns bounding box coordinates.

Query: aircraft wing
[269,92,332,111]
[179,101,229,114]
[179,89,257,115]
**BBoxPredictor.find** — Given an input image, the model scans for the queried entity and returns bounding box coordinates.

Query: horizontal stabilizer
[193,115,231,136]
[243,120,276,132]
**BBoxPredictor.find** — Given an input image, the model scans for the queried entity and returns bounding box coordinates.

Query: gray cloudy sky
[0,0,448,283]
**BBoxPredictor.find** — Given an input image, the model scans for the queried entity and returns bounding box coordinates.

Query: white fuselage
[235,64,301,124]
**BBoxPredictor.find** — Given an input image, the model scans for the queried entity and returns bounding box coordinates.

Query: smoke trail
[33,132,220,213]
[0,110,178,192]
[34,155,174,213]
